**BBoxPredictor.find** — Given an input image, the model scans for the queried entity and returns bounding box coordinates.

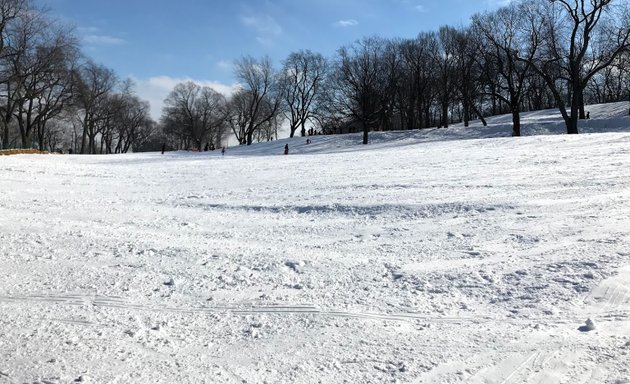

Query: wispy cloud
[415,5,428,12]
[78,26,125,46]
[77,26,100,34]
[133,76,239,120]
[217,60,233,71]
[241,15,283,46]
[83,35,126,46]
[485,0,513,6]
[387,0,427,13]
[336,19,359,28]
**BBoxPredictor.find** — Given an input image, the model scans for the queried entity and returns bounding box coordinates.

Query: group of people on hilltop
[161,143,226,155]
[283,136,315,155]
[160,138,315,156]
[203,143,216,151]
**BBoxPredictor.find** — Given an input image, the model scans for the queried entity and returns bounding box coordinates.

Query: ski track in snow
[1,103,630,383]
[0,293,627,325]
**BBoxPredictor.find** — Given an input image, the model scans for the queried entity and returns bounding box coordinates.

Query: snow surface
[1,102,630,383]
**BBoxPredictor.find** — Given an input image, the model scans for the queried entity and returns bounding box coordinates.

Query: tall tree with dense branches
[0,0,30,149]
[279,50,327,138]
[233,55,281,145]
[334,37,392,144]
[520,0,630,134]
[473,3,542,136]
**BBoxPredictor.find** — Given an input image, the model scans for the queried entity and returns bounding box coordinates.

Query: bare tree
[586,51,630,103]
[233,55,281,145]
[10,13,79,149]
[520,0,630,134]
[473,3,542,136]
[0,0,30,149]
[73,60,117,153]
[433,27,458,128]
[224,88,249,145]
[445,26,482,128]
[41,118,68,152]
[225,88,280,145]
[378,39,403,132]
[196,85,227,148]
[334,37,392,144]
[104,81,154,153]
[279,50,327,138]
[160,81,226,150]
[397,34,438,129]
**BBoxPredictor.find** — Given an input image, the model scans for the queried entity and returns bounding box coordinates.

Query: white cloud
[485,0,513,6]
[77,26,100,34]
[242,15,283,35]
[241,15,283,45]
[217,60,233,71]
[77,26,126,46]
[336,19,359,28]
[133,76,239,121]
[415,5,427,12]
[83,35,126,46]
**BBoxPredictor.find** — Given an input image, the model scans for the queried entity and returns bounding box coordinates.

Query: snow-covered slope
[218,101,630,157]
[1,103,629,383]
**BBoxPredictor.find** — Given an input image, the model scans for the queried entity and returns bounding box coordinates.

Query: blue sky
[37,0,510,119]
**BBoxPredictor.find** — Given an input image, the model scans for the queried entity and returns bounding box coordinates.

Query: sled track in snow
[496,350,560,384]
[0,294,628,325]
[0,371,18,384]
[606,283,630,309]
[499,351,539,384]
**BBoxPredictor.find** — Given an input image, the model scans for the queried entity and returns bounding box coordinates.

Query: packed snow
[1,102,630,383]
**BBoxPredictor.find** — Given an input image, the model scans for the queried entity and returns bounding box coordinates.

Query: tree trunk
[568,90,580,134]
[511,107,521,137]
[578,88,586,120]
[362,121,369,145]
[246,129,253,145]
[1,122,8,149]
[441,99,449,128]
[463,98,471,128]
[38,126,46,151]
[17,115,28,149]
[567,115,578,134]
[471,104,487,127]
[80,115,89,154]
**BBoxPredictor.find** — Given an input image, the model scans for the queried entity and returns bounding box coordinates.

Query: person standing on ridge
[284,144,289,155]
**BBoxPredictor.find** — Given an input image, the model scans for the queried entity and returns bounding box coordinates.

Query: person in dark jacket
[284,144,289,155]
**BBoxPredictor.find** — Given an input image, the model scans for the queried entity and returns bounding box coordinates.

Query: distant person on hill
[586,111,590,119]
[284,144,289,155]
[161,143,166,154]
[221,147,225,156]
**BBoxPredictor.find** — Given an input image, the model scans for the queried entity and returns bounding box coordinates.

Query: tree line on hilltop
[1,0,628,153]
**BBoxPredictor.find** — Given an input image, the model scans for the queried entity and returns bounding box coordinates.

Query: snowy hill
[1,102,629,383]
[213,101,630,157]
